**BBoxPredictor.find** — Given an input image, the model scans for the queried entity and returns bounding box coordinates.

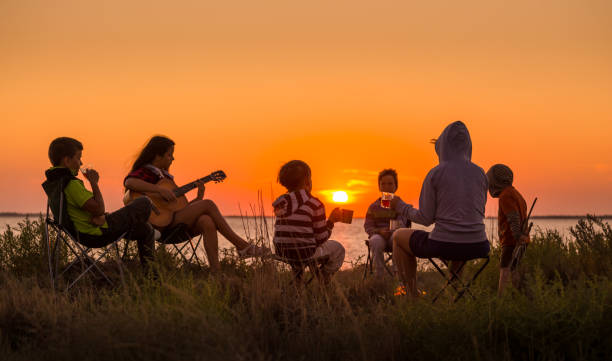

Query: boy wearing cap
[486,164,530,296]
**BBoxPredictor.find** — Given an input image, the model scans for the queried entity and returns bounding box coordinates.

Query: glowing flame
[394,286,407,296]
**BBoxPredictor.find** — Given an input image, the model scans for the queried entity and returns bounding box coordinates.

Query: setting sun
[332,191,349,203]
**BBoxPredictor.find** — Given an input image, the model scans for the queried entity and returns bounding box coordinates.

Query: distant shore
[0,212,42,217]
[1,212,612,219]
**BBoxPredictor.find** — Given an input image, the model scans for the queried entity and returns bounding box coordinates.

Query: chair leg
[305,261,326,286]
[363,245,371,280]
[66,245,114,291]
[429,257,490,304]
[45,222,56,290]
[305,263,316,285]
[383,253,394,277]
[53,233,63,283]
[59,238,85,278]
[444,261,477,302]
[430,259,466,303]
[113,241,126,288]
[453,257,489,303]
[187,235,205,266]
[121,239,131,260]
[291,265,305,287]
[429,258,450,303]
[172,242,192,265]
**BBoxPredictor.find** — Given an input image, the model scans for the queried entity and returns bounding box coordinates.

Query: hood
[272,189,310,217]
[45,167,77,182]
[435,121,472,162]
[486,164,513,198]
[42,167,78,231]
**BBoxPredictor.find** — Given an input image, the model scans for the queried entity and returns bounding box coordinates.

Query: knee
[393,228,415,253]
[392,228,413,244]
[197,215,215,231]
[130,196,153,219]
[332,240,346,259]
[369,235,385,252]
[197,199,216,209]
[134,196,152,207]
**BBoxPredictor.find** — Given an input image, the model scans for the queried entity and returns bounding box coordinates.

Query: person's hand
[328,207,342,223]
[84,169,100,185]
[519,234,530,245]
[390,196,401,210]
[90,214,106,226]
[195,180,206,200]
[156,186,177,202]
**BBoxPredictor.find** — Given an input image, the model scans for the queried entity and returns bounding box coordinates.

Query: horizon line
[2,212,612,220]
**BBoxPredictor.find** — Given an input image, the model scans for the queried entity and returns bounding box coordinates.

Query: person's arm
[313,203,338,245]
[394,171,435,226]
[190,180,205,203]
[81,169,105,216]
[364,204,377,237]
[500,195,524,244]
[125,177,176,201]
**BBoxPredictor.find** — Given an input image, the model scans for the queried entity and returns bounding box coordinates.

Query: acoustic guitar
[123,170,227,228]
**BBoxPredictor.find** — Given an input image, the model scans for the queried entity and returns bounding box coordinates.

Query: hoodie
[42,167,78,234]
[396,121,488,243]
[272,189,331,259]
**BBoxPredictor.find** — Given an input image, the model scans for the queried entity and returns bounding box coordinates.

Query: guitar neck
[173,176,212,197]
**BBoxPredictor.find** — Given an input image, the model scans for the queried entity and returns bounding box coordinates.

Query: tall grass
[0,215,611,360]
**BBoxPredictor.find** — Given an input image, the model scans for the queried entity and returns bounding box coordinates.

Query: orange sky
[1,0,611,216]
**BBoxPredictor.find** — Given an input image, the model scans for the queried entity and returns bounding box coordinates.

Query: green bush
[0,216,48,277]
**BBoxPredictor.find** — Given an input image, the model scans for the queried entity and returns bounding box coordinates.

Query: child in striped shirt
[272,160,346,282]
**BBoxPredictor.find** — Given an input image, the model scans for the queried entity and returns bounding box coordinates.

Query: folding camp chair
[156,224,206,268]
[363,239,393,279]
[273,254,331,287]
[428,255,490,303]
[42,183,128,292]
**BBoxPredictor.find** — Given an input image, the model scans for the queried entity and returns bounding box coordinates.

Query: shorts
[408,230,490,260]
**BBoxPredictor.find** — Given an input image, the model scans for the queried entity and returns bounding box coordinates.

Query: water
[0,215,593,267]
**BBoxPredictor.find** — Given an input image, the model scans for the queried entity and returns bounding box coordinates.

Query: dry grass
[0,216,611,360]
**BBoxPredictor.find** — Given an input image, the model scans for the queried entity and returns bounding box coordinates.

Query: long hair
[130,136,175,172]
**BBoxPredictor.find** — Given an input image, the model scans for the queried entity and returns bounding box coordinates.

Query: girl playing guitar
[124,136,270,273]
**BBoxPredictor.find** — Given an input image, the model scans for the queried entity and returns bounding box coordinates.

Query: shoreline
[1,212,612,219]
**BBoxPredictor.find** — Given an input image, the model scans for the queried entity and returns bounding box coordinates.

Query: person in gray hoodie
[390,121,490,296]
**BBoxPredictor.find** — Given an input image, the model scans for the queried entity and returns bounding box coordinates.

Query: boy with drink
[272,160,346,283]
[364,169,411,278]
[43,137,160,268]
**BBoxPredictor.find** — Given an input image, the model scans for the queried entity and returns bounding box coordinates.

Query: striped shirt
[272,189,331,260]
